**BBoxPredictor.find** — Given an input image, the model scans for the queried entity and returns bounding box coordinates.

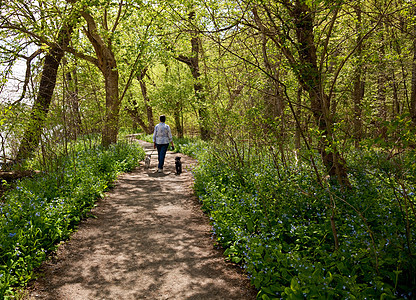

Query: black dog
[175,156,182,175]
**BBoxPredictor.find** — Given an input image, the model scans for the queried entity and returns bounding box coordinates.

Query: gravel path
[25,140,256,300]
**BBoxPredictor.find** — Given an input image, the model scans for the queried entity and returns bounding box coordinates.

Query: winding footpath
[25,140,256,300]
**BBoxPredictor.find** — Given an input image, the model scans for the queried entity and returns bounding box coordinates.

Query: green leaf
[290,277,300,291]
[231,256,242,263]
[247,219,254,232]
[327,271,333,283]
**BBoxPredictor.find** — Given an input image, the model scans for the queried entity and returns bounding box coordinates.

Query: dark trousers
[156,143,169,170]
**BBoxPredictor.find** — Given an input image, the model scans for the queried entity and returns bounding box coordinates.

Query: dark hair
[160,115,166,122]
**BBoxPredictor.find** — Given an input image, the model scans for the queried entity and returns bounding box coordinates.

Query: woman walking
[153,115,175,173]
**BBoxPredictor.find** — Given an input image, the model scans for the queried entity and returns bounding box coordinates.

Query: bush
[173,137,207,159]
[193,145,416,299]
[0,141,145,297]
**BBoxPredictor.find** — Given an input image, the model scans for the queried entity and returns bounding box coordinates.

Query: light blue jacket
[153,122,173,145]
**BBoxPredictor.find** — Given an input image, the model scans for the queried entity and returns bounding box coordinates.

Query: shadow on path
[25,140,257,300]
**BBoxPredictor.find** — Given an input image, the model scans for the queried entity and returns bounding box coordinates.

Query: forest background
[0,0,416,299]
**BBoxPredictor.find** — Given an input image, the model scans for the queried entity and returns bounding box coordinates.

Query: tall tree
[352,3,365,147]
[136,66,155,134]
[125,96,150,133]
[410,4,416,123]
[176,11,210,140]
[377,27,387,139]
[64,58,82,139]
[79,7,120,147]
[252,1,350,185]
[15,15,78,161]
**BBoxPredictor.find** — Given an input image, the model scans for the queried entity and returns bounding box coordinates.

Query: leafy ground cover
[192,145,416,299]
[0,140,145,297]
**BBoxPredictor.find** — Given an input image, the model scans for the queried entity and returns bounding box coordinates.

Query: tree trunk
[102,68,120,147]
[65,64,82,139]
[377,30,387,140]
[353,4,364,147]
[285,2,350,186]
[410,12,416,123]
[392,71,400,115]
[81,11,120,147]
[176,12,209,140]
[137,67,155,134]
[15,21,76,162]
[127,108,148,133]
[295,87,302,151]
[125,95,149,134]
[174,100,184,138]
[260,31,284,121]
[252,0,350,186]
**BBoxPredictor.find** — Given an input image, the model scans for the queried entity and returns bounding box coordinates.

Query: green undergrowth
[0,140,145,297]
[192,146,416,299]
[137,133,207,159]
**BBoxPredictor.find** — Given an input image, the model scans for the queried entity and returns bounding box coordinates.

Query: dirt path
[25,140,256,300]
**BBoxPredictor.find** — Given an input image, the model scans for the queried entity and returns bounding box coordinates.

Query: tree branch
[12,49,43,106]
[327,0,394,101]
[176,54,192,66]
[61,45,99,66]
[112,0,124,34]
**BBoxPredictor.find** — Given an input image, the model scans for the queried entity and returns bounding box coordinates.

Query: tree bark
[127,106,148,133]
[410,6,416,123]
[125,94,149,134]
[15,20,76,162]
[353,4,364,147]
[174,100,184,138]
[81,11,120,147]
[102,68,120,147]
[284,2,349,186]
[377,29,387,140]
[260,30,284,121]
[137,67,155,134]
[391,71,400,115]
[295,87,302,151]
[65,62,82,139]
[176,11,209,140]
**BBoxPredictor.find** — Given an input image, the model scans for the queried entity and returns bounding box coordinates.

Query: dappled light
[1,0,416,298]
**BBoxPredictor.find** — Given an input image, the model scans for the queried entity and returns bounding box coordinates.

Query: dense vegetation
[192,142,416,299]
[1,0,416,298]
[0,138,144,296]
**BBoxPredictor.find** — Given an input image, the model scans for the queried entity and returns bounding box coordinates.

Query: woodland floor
[24,140,257,300]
